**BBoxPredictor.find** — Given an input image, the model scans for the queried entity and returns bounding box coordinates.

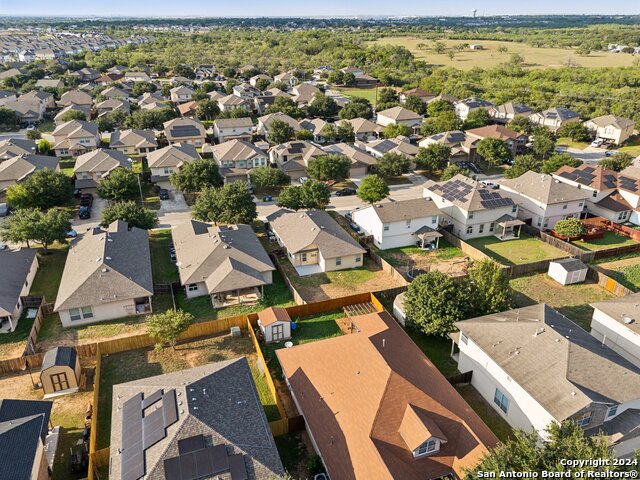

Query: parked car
[262,195,273,202]
[158,189,170,200]
[79,194,93,207]
[0,242,7,250]
[79,206,91,219]
[344,211,353,221]
[0,203,9,217]
[335,187,357,196]
[349,222,361,234]
[299,176,309,184]
[73,189,82,199]
[605,150,614,157]
[591,138,605,148]
[481,181,499,189]
[66,229,78,238]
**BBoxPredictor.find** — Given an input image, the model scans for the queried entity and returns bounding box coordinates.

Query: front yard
[467,234,567,265]
[510,273,615,330]
[572,231,639,251]
[96,332,277,449]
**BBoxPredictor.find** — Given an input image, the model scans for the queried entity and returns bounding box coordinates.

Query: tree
[415,144,451,172]
[25,129,41,140]
[96,168,140,201]
[599,152,634,172]
[421,111,461,136]
[327,70,344,85]
[147,309,194,350]
[192,181,257,224]
[249,166,290,188]
[505,154,543,179]
[509,53,525,65]
[255,77,270,91]
[170,159,223,193]
[532,128,556,159]
[383,123,412,139]
[101,201,158,230]
[301,179,331,209]
[404,95,426,115]
[196,98,220,120]
[440,164,472,181]
[557,122,591,142]
[319,123,337,142]
[0,208,39,247]
[554,218,586,238]
[426,99,452,117]
[0,107,17,128]
[268,119,296,144]
[307,93,339,118]
[575,44,592,56]
[37,139,52,154]
[377,88,398,106]
[0,208,70,253]
[6,169,73,210]
[338,97,373,120]
[462,108,491,130]
[95,115,115,132]
[306,154,351,182]
[476,138,512,165]
[541,153,583,174]
[264,96,303,119]
[508,116,533,134]
[277,184,305,211]
[467,259,511,316]
[131,81,157,97]
[125,108,177,130]
[404,271,470,337]
[357,175,389,203]
[59,109,87,122]
[375,152,412,177]
[294,129,314,141]
[336,121,355,143]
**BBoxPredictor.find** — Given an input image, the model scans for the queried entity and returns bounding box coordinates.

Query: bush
[553,218,586,238]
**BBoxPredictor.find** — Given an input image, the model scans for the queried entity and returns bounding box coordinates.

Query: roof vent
[101,268,108,273]
[105,256,112,260]
[223,245,230,249]
[623,316,634,325]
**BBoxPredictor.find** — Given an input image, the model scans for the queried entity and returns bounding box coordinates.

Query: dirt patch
[385,250,469,278]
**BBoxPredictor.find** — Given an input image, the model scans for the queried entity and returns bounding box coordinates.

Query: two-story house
[453,304,640,458]
[169,85,194,104]
[73,148,131,189]
[530,107,581,132]
[423,174,522,240]
[584,115,635,146]
[147,143,200,183]
[163,118,206,147]
[465,124,528,158]
[335,117,383,141]
[213,117,254,143]
[211,140,268,183]
[488,102,534,123]
[269,140,324,181]
[108,128,157,157]
[257,113,301,142]
[375,106,423,130]
[591,294,640,369]
[499,171,589,230]
[218,94,251,112]
[454,97,494,121]
[352,198,442,250]
[51,120,100,157]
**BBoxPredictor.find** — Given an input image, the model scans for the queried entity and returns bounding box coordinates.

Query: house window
[512,205,517,213]
[493,388,509,414]
[383,224,389,231]
[163,167,172,174]
[606,405,618,418]
[562,204,568,210]
[479,224,485,234]
[188,284,198,292]
[575,412,593,428]
[355,256,361,263]
[460,332,468,345]
[536,217,542,227]
[301,253,307,262]
[336,257,342,266]
[469,212,474,219]
[489,222,495,232]
[431,215,437,224]
[69,307,92,321]
[466,226,473,234]
[579,202,584,207]
[415,439,438,457]
[406,219,412,228]
[81,306,93,319]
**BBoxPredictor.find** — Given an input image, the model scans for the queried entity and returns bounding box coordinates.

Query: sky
[1,0,638,18]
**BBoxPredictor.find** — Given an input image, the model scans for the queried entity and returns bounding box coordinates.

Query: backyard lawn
[594,254,640,291]
[376,240,467,277]
[510,273,615,330]
[406,328,459,377]
[619,135,640,157]
[149,229,179,283]
[468,234,567,265]
[0,311,35,359]
[29,244,69,302]
[96,333,277,449]
[334,86,379,106]
[572,231,638,251]
[457,385,514,443]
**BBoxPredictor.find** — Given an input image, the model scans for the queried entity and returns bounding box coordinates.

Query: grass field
[619,135,640,157]
[334,86,379,106]
[370,37,638,70]
[467,234,567,265]
[573,231,638,251]
[29,244,69,302]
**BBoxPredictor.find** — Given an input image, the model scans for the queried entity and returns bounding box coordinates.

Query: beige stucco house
[147,143,200,183]
[109,128,157,157]
[584,115,635,146]
[163,117,206,146]
[73,148,131,189]
[51,120,99,157]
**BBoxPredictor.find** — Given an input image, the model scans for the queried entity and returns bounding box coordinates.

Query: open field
[573,231,638,251]
[334,86,379,106]
[369,37,638,70]
[510,273,615,330]
[468,234,567,265]
[594,255,640,291]
[96,333,277,449]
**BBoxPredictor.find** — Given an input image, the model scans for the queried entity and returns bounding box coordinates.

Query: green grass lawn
[96,333,274,449]
[510,273,615,330]
[456,385,514,443]
[0,311,34,359]
[556,137,589,150]
[607,264,640,291]
[619,135,640,157]
[572,231,638,251]
[334,86,379,106]
[149,229,179,283]
[467,234,567,266]
[406,328,459,377]
[376,239,464,267]
[29,244,69,302]
[594,255,640,291]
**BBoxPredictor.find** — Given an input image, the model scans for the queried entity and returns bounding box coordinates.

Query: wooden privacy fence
[440,230,492,262]
[504,256,569,278]
[593,243,640,260]
[88,344,102,480]
[269,253,307,305]
[368,249,409,285]
[587,266,636,296]
[23,300,48,356]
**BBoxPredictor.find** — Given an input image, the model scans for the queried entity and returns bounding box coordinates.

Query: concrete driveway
[0,129,27,141]
[556,145,609,163]
[158,190,189,213]
[71,196,108,230]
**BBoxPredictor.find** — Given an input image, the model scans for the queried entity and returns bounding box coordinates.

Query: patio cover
[414,225,443,240]
[495,215,525,228]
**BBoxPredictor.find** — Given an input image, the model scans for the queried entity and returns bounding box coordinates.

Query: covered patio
[414,225,443,250]
[494,215,525,241]
[211,286,263,309]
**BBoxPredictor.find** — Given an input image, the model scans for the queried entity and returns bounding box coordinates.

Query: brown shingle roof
[258,307,291,327]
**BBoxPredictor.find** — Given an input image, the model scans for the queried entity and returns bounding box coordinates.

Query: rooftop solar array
[619,176,639,193]
[164,435,249,480]
[121,389,179,480]
[170,125,201,138]
[557,166,617,189]
[432,178,474,203]
[478,189,513,209]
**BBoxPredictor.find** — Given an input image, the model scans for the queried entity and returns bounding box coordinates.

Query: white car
[299,176,309,184]
[590,139,605,148]
[0,242,7,250]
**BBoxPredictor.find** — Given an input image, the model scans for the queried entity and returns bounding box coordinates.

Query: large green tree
[97,168,140,201]
[249,166,290,188]
[196,98,220,120]
[557,122,592,142]
[59,109,87,122]
[6,169,73,210]
[415,144,451,172]
[170,159,223,193]
[306,154,351,182]
[268,119,296,144]
[192,181,257,224]
[276,179,331,210]
[421,111,462,136]
[599,152,634,172]
[338,97,373,120]
[357,175,389,204]
[382,123,412,139]
[0,208,71,252]
[147,309,194,350]
[403,95,426,115]
[476,137,513,165]
[440,164,472,181]
[506,154,543,179]
[276,184,305,211]
[375,152,412,177]
[307,93,339,118]
[462,109,491,130]
[532,129,556,159]
[101,201,158,230]
[467,259,511,316]
[540,153,583,174]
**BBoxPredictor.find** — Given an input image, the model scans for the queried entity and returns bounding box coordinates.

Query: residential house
[73,148,131,189]
[124,71,151,83]
[340,66,364,77]
[54,221,153,327]
[591,294,640,368]
[2,98,44,124]
[213,117,253,143]
[95,73,123,85]
[108,359,285,480]
[169,85,194,104]
[584,115,635,146]
[163,117,206,147]
[101,86,128,101]
[552,164,631,223]
[299,117,328,142]
[253,88,292,114]
[466,124,528,157]
[0,68,25,80]
[428,93,459,105]
[454,97,494,121]
[211,139,268,183]
[277,310,498,480]
[257,112,302,142]
[0,154,59,192]
[172,221,275,307]
[530,107,581,132]
[0,399,53,480]
[35,78,63,89]
[335,117,383,141]
[21,90,55,110]
[177,100,199,118]
[489,102,534,123]
[266,209,366,275]
[137,91,165,108]
[109,128,157,157]
[399,88,436,104]
[499,171,589,229]
[51,120,99,157]
[418,130,472,163]
[424,174,521,240]
[147,143,200,183]
[376,106,423,129]
[0,248,38,333]
[273,70,298,86]
[352,198,442,250]
[195,63,216,80]
[249,73,271,87]
[0,138,37,160]
[75,67,100,82]
[323,142,377,177]
[54,104,91,123]
[269,140,324,181]
[0,89,17,106]
[359,137,419,160]
[618,167,640,224]
[453,304,640,458]
[95,98,130,117]
[232,82,262,100]
[218,94,250,112]
[57,89,92,109]
[291,83,320,106]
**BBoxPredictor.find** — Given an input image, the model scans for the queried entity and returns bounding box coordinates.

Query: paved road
[556,145,609,163]
[0,129,27,141]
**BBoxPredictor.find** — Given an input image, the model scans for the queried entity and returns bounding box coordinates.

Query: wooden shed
[548,258,588,286]
[40,346,81,397]
[258,307,292,344]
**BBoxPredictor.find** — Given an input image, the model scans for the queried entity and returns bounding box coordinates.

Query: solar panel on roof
[163,389,178,425]
[178,435,206,455]
[229,454,249,480]
[142,389,162,409]
[170,125,201,138]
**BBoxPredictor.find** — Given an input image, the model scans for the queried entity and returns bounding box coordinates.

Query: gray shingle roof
[73,148,130,174]
[0,248,36,316]
[146,143,199,169]
[0,415,47,480]
[500,171,589,205]
[41,346,77,372]
[591,293,640,335]
[54,221,153,312]
[363,198,441,223]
